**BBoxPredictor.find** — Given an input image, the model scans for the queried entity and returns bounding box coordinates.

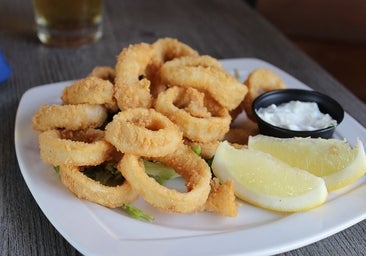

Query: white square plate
[15,58,366,256]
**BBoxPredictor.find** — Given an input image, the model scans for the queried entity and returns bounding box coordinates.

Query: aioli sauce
[256,100,337,131]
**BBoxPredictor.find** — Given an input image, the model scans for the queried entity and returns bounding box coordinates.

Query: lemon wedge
[211,141,328,212]
[248,135,366,191]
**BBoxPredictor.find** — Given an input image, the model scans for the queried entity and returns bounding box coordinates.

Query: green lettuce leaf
[122,203,154,222]
[144,160,180,184]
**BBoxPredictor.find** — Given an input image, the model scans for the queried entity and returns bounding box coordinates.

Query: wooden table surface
[1,0,365,255]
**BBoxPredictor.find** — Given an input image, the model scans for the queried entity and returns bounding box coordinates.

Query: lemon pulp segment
[248,135,366,191]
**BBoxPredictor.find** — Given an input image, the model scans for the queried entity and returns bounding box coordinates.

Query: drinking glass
[32,0,103,47]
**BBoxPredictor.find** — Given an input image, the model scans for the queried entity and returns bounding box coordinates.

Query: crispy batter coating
[60,165,138,208]
[160,61,248,110]
[39,129,115,166]
[87,66,115,83]
[61,77,118,112]
[155,86,231,142]
[242,68,285,121]
[105,108,183,157]
[119,143,211,213]
[32,104,108,132]
[204,178,238,217]
[114,43,155,110]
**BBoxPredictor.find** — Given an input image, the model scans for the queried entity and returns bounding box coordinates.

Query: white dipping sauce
[256,100,337,131]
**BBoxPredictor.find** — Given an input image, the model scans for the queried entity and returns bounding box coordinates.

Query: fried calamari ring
[118,143,211,213]
[87,66,115,82]
[152,37,199,64]
[61,77,118,112]
[151,55,224,99]
[147,38,199,98]
[38,129,114,166]
[242,68,285,121]
[60,165,138,208]
[160,62,247,110]
[155,86,231,142]
[32,104,108,132]
[105,108,182,157]
[114,43,155,110]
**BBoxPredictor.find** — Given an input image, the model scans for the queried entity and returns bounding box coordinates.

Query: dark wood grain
[1,0,365,255]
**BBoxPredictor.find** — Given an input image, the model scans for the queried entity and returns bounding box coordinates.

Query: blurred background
[251,0,366,103]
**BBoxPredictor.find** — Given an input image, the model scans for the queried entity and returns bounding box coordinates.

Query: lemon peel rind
[230,176,327,212]
[234,182,328,213]
[324,139,366,191]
